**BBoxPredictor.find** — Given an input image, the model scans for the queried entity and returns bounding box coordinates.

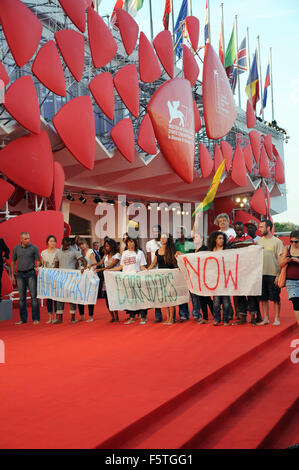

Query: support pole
[149,0,154,42]
[235,15,241,108]
[270,47,275,122]
[257,35,264,120]
[246,27,253,104]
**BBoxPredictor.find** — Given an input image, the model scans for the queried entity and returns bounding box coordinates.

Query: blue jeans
[179,303,190,320]
[16,270,40,322]
[155,308,162,321]
[190,293,202,320]
[213,296,230,323]
[46,299,57,314]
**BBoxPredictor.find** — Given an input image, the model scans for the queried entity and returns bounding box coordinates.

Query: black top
[0,238,10,267]
[155,249,177,269]
[193,245,208,253]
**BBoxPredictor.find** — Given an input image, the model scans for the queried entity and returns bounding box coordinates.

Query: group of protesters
[0,212,298,328]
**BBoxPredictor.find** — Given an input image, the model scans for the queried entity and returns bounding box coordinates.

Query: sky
[97,0,298,224]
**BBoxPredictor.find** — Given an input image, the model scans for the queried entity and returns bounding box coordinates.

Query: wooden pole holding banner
[270,47,275,122]
[235,15,241,108]
[246,27,253,104]
[149,0,154,42]
[257,35,264,120]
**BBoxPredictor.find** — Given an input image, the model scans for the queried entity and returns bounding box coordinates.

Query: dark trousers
[199,296,213,320]
[16,270,40,322]
[179,303,190,319]
[46,299,57,314]
[0,266,3,300]
[213,296,230,323]
[128,309,147,319]
[98,270,104,298]
[237,296,259,317]
[78,304,94,317]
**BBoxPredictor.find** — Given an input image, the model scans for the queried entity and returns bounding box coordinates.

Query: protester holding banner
[175,226,195,321]
[208,231,231,326]
[147,233,178,325]
[96,238,121,323]
[146,225,163,323]
[279,231,299,326]
[191,232,213,324]
[77,238,98,322]
[53,237,87,324]
[214,213,236,244]
[41,235,58,324]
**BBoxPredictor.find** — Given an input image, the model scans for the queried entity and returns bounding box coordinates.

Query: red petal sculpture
[246,100,256,129]
[185,16,199,52]
[113,65,140,118]
[0,0,42,67]
[58,0,86,33]
[0,180,15,207]
[53,96,96,170]
[193,100,202,133]
[250,188,267,216]
[203,43,237,139]
[53,162,65,211]
[231,144,247,187]
[55,29,85,82]
[32,41,66,97]
[263,134,273,161]
[137,114,157,155]
[243,144,253,173]
[0,211,65,256]
[153,30,174,79]
[214,143,224,172]
[87,7,117,68]
[199,143,213,178]
[220,141,233,172]
[0,131,54,198]
[259,145,270,178]
[275,154,285,184]
[116,8,139,56]
[148,78,195,184]
[1,270,13,296]
[89,72,114,120]
[183,45,199,87]
[265,185,271,218]
[138,32,161,83]
[3,76,40,134]
[249,130,261,164]
[0,62,10,87]
[110,118,135,163]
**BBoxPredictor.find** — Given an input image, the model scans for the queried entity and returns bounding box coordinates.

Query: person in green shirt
[175,226,195,321]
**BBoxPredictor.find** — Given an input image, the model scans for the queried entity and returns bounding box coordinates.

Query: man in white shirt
[146,225,162,323]
[214,213,236,244]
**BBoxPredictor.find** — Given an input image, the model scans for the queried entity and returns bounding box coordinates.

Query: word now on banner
[177,246,263,296]
[37,268,99,305]
[104,269,190,312]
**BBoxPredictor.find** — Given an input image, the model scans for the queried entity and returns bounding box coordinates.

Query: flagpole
[188,0,192,16]
[221,3,226,59]
[257,35,264,120]
[270,47,275,122]
[171,0,175,42]
[235,15,241,108]
[149,0,154,42]
[246,27,253,104]
[208,0,211,43]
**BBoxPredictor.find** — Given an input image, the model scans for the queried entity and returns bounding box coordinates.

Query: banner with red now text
[177,246,263,296]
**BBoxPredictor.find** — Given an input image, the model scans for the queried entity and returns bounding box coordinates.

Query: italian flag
[112,0,144,20]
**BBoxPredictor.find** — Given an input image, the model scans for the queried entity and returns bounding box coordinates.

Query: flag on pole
[204,0,210,44]
[225,24,236,76]
[245,49,260,110]
[219,14,224,65]
[163,0,172,30]
[174,0,188,59]
[111,0,144,25]
[192,160,226,217]
[229,36,248,91]
[261,54,270,111]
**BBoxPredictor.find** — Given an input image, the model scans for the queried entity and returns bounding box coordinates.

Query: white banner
[104,269,190,311]
[177,246,263,296]
[37,268,99,305]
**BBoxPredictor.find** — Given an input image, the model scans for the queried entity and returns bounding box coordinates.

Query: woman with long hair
[279,230,299,327]
[41,235,58,324]
[148,233,178,325]
[78,238,97,322]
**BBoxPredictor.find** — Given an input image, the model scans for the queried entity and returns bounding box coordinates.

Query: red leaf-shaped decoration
[0,211,65,256]
[199,143,213,178]
[53,96,96,170]
[0,131,54,197]
[185,16,199,52]
[3,76,40,134]
[89,72,114,121]
[148,78,195,184]
[203,43,237,139]
[246,99,256,129]
[250,188,267,216]
[275,154,285,184]
[88,7,117,68]
[272,144,279,158]
[0,180,15,207]
[193,100,201,133]
[243,144,253,173]
[110,118,135,163]
[138,32,161,83]
[249,130,261,164]
[231,144,247,187]
[58,0,86,33]
[0,62,10,87]
[113,65,140,118]
[0,0,42,67]
[214,143,224,172]
[32,41,66,97]
[55,29,85,82]
[116,8,139,56]
[263,134,273,161]
[53,162,65,211]
[220,141,233,172]
[183,45,199,87]
[1,270,13,296]
[265,185,271,218]
[137,114,157,155]
[259,145,270,178]
[153,30,174,79]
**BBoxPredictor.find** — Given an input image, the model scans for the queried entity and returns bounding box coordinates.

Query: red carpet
[0,290,298,449]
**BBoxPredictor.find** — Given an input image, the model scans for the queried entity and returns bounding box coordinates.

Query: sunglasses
[290,240,299,244]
